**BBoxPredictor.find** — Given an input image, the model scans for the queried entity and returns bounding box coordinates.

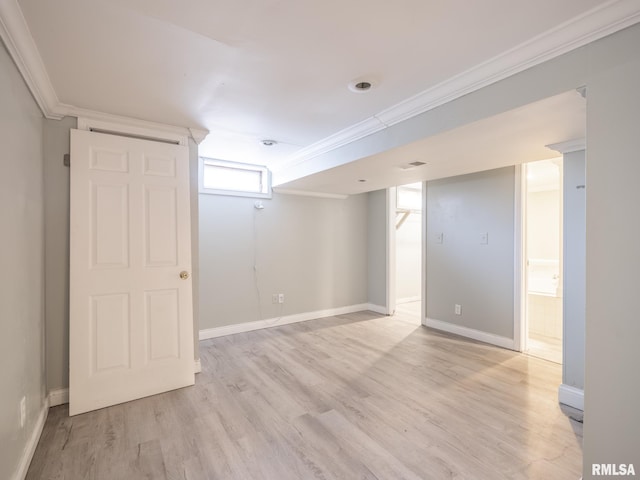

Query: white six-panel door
[69,129,194,415]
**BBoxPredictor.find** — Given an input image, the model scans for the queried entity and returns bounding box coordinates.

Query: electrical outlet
[435,232,443,244]
[271,294,278,304]
[20,397,26,428]
[455,304,462,315]
[480,232,489,245]
[278,293,285,304]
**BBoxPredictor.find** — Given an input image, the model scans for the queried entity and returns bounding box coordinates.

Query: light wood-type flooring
[27,309,583,479]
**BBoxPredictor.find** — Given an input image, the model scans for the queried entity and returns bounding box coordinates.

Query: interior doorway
[523,158,563,364]
[394,183,423,323]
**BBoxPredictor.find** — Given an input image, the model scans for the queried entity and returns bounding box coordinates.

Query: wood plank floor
[27,310,583,479]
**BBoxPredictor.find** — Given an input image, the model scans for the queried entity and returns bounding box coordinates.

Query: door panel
[70,129,194,415]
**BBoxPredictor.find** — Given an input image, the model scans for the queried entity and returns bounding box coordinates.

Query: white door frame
[386,183,426,319]
[386,187,397,316]
[421,181,427,325]
[514,164,526,352]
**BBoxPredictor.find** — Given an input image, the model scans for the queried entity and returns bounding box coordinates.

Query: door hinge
[64,153,70,167]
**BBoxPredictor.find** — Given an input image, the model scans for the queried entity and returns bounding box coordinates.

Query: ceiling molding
[0,0,63,119]
[188,128,209,145]
[546,138,586,154]
[282,0,640,167]
[0,0,209,144]
[279,116,385,170]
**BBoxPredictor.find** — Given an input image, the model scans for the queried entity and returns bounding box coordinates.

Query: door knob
[179,271,190,280]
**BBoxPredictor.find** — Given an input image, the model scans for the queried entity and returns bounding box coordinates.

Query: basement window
[199,158,272,198]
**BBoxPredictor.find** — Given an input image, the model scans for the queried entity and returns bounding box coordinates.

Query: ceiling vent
[399,161,427,170]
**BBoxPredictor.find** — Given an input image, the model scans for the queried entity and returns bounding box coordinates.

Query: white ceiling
[17,0,603,177]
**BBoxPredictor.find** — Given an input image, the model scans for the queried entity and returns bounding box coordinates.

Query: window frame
[199,157,272,199]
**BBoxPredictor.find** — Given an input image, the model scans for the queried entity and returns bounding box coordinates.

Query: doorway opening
[394,183,423,323]
[523,158,563,364]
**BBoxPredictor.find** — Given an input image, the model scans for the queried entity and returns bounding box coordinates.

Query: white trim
[272,188,348,200]
[48,388,69,407]
[199,304,375,340]
[425,317,515,350]
[546,138,586,154]
[188,128,208,145]
[73,110,207,145]
[281,0,640,167]
[421,181,428,326]
[0,0,209,144]
[0,0,63,119]
[396,296,421,305]
[558,384,584,411]
[199,157,272,199]
[386,188,397,316]
[77,117,191,147]
[194,359,202,374]
[514,164,525,352]
[1,0,633,164]
[12,396,49,480]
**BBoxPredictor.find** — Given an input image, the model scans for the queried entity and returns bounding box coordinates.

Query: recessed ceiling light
[261,139,277,146]
[348,79,375,93]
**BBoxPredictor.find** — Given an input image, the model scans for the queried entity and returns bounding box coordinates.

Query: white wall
[527,189,560,262]
[0,41,46,480]
[198,192,369,329]
[426,167,515,340]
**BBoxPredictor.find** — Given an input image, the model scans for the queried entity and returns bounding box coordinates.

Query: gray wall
[583,32,640,473]
[43,121,201,392]
[0,42,46,480]
[43,117,75,392]
[367,189,387,309]
[562,150,585,391]
[199,192,368,329]
[426,167,515,339]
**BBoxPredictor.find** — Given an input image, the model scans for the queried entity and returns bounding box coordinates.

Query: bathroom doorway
[523,159,563,363]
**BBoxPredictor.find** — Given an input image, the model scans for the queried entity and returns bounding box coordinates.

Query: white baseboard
[194,359,202,374]
[424,317,515,350]
[558,384,584,411]
[13,396,49,480]
[48,388,68,407]
[200,303,382,340]
[396,296,421,305]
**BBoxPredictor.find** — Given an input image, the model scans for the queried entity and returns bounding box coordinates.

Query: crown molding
[1,0,635,158]
[283,0,640,167]
[0,0,209,144]
[546,138,586,154]
[188,128,209,145]
[0,0,63,119]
